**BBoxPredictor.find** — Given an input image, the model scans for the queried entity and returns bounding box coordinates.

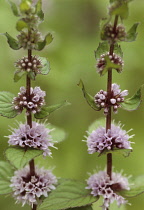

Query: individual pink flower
[86,170,130,209]
[10,166,57,206]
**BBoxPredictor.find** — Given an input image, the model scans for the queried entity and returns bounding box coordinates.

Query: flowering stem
[26,46,36,209]
[106,15,119,180]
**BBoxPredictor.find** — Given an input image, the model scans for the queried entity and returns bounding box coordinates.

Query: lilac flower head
[97,52,124,75]
[8,121,55,156]
[12,86,46,115]
[10,166,57,206]
[86,170,130,209]
[86,123,133,154]
[15,56,43,75]
[94,83,128,114]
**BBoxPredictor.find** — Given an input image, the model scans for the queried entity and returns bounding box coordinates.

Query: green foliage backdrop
[0,0,144,209]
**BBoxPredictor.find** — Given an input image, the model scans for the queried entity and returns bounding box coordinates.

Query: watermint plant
[79,0,144,209]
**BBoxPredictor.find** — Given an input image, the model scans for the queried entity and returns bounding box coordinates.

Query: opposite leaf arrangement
[0,1,144,210]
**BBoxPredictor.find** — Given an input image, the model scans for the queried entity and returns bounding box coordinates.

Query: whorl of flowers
[15,55,43,75]
[86,123,133,154]
[17,30,43,50]
[10,166,57,206]
[102,23,127,43]
[97,52,124,75]
[8,121,54,156]
[86,170,130,209]
[12,86,45,115]
[94,83,128,114]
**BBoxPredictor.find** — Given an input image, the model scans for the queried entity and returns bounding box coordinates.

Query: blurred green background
[0,0,144,209]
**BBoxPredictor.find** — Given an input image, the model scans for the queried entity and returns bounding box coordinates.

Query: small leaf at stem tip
[35,0,44,20]
[109,0,133,19]
[0,161,14,194]
[0,91,18,118]
[37,33,54,51]
[14,70,26,82]
[38,178,99,210]
[120,175,144,198]
[5,147,43,169]
[121,85,142,111]
[8,0,20,17]
[4,32,21,50]
[40,57,50,75]
[94,42,109,60]
[46,124,66,144]
[78,80,101,111]
[20,0,31,12]
[16,19,28,31]
[125,23,139,42]
[34,100,71,119]
[98,148,132,158]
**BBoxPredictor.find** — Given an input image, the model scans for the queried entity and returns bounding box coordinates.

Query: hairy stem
[106,15,119,180]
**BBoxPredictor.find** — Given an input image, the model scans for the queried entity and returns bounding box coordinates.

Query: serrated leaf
[78,80,101,111]
[35,0,44,20]
[120,175,144,197]
[40,57,50,75]
[94,42,109,59]
[5,147,43,169]
[34,100,70,119]
[125,23,139,42]
[67,206,93,210]
[99,148,132,157]
[109,1,129,19]
[4,32,21,50]
[0,91,18,118]
[20,0,31,12]
[88,118,105,133]
[16,19,28,31]
[14,70,26,82]
[46,124,66,143]
[37,33,53,51]
[38,179,99,210]
[0,161,14,194]
[8,0,20,17]
[121,86,142,111]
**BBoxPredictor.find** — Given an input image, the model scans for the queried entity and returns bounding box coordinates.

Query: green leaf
[37,33,53,51]
[28,71,36,80]
[16,19,28,31]
[14,70,26,82]
[109,1,129,19]
[0,161,14,194]
[5,147,43,169]
[35,0,44,20]
[8,0,20,17]
[121,86,142,111]
[4,32,21,50]
[125,23,139,42]
[0,91,18,118]
[40,57,50,75]
[20,0,31,12]
[94,42,109,60]
[78,80,101,111]
[88,118,105,133]
[114,43,123,57]
[99,148,132,157]
[120,175,144,197]
[67,206,93,210]
[34,100,70,119]
[46,124,66,143]
[38,179,99,210]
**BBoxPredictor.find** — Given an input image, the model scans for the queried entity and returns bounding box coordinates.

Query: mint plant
[79,0,144,209]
